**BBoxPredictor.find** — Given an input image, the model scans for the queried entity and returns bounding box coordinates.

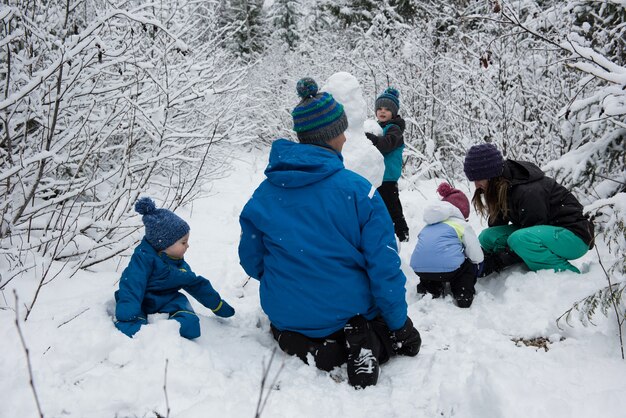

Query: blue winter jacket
[238,139,408,338]
[115,238,222,322]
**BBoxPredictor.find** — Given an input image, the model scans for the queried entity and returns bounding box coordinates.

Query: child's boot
[344,315,379,389]
[416,279,444,298]
[455,295,473,308]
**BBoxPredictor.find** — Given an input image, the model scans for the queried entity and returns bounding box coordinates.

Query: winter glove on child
[211,299,235,318]
[115,316,147,338]
[390,317,421,357]
[365,132,379,145]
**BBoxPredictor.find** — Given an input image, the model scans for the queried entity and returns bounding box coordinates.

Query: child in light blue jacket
[410,183,484,308]
[114,197,234,339]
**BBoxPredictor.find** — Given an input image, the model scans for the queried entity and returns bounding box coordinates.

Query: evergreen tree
[569,2,626,66]
[266,0,301,49]
[390,0,418,23]
[319,0,380,29]
[218,0,265,59]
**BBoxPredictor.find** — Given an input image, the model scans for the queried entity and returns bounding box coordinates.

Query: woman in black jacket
[463,143,594,275]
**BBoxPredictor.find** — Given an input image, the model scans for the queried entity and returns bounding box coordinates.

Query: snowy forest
[1,0,625,417]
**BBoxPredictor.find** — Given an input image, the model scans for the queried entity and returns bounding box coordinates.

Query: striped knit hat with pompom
[135,197,190,251]
[375,87,400,117]
[437,182,470,220]
[291,77,348,145]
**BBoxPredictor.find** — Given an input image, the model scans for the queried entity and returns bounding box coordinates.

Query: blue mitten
[212,300,235,318]
[115,317,147,337]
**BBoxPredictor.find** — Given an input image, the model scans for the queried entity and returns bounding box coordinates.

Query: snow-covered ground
[2,69,625,418]
[2,147,626,418]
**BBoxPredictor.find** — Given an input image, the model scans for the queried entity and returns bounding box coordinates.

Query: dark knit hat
[291,77,348,145]
[375,87,400,117]
[437,182,470,219]
[463,143,504,181]
[135,197,190,251]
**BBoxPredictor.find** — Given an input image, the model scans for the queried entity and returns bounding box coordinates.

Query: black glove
[390,317,421,357]
[365,132,378,145]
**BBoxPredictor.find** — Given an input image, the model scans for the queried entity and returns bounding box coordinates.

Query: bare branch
[13,290,44,417]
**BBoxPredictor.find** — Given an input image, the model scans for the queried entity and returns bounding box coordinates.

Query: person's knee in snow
[313,338,347,372]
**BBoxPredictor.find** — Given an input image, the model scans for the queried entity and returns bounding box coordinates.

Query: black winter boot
[344,316,379,389]
[416,280,444,298]
[455,296,474,308]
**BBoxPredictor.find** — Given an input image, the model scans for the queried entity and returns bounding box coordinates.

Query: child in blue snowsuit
[365,87,410,242]
[410,183,484,308]
[114,197,234,339]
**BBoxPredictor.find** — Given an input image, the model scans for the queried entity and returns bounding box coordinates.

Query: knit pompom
[437,182,454,198]
[384,87,400,99]
[135,197,156,215]
[296,78,318,99]
[438,182,470,219]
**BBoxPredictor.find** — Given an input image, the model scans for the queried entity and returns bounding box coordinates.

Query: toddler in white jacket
[410,183,484,307]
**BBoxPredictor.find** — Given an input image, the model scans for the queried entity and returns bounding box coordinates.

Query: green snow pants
[478,225,589,273]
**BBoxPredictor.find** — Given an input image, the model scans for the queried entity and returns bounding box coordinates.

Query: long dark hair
[472,176,510,224]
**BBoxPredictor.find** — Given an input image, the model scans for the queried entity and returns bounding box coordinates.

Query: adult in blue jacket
[238,78,421,389]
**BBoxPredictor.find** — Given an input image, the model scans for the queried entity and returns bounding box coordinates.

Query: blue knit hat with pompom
[375,87,400,117]
[291,77,348,145]
[135,197,190,251]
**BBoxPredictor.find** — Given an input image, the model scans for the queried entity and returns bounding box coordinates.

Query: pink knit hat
[437,182,470,219]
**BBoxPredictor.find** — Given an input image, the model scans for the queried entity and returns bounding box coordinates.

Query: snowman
[323,72,385,188]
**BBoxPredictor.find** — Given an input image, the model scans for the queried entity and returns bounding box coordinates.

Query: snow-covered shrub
[0,1,246,283]
[509,0,626,337]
